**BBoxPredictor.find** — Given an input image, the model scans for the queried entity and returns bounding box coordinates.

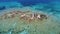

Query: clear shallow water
[0,0,60,34]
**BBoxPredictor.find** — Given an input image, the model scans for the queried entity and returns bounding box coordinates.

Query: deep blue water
[0,0,59,6]
[0,0,60,11]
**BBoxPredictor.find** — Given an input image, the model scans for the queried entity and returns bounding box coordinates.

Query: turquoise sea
[0,0,60,34]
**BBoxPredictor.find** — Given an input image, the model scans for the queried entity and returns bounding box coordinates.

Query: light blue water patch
[31,3,47,10]
[0,2,23,9]
[18,30,28,34]
[49,1,60,11]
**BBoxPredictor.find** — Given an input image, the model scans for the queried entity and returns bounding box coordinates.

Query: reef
[0,10,48,23]
[0,8,60,34]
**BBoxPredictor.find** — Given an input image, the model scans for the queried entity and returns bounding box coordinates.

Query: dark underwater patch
[0,6,5,10]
